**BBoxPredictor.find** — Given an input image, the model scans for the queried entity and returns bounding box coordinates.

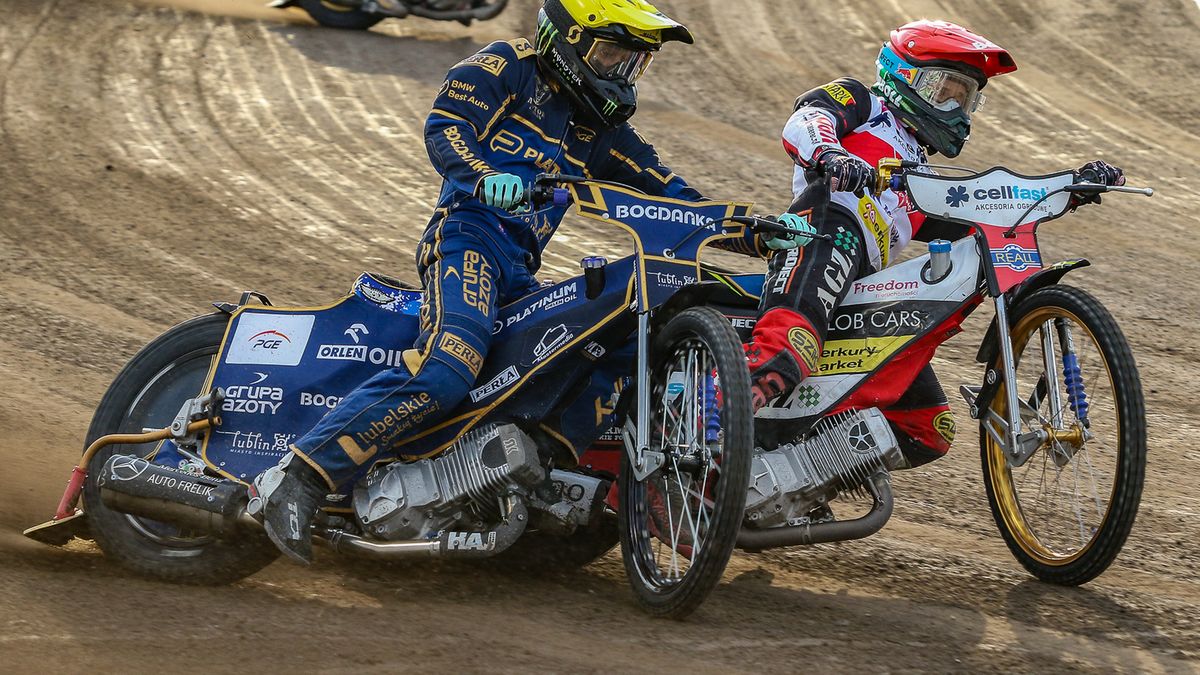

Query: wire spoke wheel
[83,315,278,584]
[619,307,752,618]
[982,285,1145,585]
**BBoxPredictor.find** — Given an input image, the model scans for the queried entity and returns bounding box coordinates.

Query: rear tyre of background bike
[82,314,279,585]
[298,0,384,30]
[619,306,753,619]
[981,284,1145,586]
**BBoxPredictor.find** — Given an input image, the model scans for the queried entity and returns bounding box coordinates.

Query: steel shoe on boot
[249,453,327,565]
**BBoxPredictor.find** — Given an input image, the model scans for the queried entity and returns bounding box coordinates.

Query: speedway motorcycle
[270,0,508,31]
[26,176,784,619]
[705,158,1152,587]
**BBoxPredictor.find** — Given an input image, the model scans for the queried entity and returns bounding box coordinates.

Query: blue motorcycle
[25,175,786,618]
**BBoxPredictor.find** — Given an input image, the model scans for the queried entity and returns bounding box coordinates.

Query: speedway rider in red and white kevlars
[746,20,1127,467]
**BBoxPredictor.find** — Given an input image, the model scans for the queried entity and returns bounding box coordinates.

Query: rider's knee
[419,339,485,405]
[748,307,823,380]
[890,407,955,467]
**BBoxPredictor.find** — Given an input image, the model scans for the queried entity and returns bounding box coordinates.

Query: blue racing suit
[290,38,762,490]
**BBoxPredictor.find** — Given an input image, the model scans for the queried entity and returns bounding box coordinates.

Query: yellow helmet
[536,0,693,126]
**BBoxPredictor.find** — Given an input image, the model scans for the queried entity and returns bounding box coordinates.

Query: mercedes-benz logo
[109,455,151,482]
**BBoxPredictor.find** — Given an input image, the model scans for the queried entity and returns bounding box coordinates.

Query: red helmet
[875,20,1016,157]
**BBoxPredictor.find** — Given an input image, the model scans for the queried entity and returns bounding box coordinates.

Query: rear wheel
[298,0,384,30]
[619,307,753,618]
[981,285,1145,585]
[83,314,279,585]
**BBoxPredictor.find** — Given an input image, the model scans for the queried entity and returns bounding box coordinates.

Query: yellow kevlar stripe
[429,108,478,133]
[538,422,579,460]
[508,114,562,144]
[479,94,517,140]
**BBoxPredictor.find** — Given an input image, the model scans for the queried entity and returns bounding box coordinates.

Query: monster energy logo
[603,99,618,116]
[535,20,559,52]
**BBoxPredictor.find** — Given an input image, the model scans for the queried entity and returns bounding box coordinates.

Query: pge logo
[248,329,290,351]
[991,245,1041,272]
[946,185,970,208]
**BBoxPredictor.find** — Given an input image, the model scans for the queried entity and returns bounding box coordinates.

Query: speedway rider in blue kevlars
[250,0,766,564]
[744,20,1127,469]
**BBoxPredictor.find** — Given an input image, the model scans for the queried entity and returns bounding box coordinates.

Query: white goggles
[585,40,654,83]
[913,67,985,114]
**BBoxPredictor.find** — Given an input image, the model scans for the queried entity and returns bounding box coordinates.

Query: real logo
[990,244,1041,272]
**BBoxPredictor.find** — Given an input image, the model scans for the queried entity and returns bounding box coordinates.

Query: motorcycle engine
[353,423,545,541]
[744,408,906,528]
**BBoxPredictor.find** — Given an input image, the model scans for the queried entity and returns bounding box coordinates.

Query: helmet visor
[585,39,654,83]
[913,68,984,114]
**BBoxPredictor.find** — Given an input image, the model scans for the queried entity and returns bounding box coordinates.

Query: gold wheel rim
[985,305,1121,566]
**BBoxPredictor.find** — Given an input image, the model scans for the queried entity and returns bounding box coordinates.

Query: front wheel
[619,307,753,618]
[981,285,1145,585]
[297,0,384,30]
[82,314,279,584]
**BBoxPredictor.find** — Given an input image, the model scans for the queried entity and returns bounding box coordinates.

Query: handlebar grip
[523,184,573,210]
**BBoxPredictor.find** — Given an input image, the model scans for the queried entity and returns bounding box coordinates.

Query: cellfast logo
[949,184,1049,205]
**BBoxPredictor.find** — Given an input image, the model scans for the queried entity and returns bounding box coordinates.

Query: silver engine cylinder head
[745,407,904,529]
[353,423,544,541]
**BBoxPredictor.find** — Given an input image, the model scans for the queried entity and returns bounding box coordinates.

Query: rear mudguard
[971,259,1089,416]
[651,280,758,331]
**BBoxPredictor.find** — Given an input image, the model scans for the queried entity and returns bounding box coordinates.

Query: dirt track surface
[2,0,1199,671]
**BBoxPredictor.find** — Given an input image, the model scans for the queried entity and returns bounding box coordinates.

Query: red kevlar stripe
[841,130,900,166]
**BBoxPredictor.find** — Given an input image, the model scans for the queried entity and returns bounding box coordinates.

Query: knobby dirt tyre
[619,306,753,618]
[298,0,384,30]
[981,284,1145,586]
[83,314,279,585]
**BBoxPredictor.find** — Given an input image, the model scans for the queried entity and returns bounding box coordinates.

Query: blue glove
[764,212,816,250]
[479,173,525,210]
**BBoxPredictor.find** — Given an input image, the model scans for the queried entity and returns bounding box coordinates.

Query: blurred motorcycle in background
[271,0,508,31]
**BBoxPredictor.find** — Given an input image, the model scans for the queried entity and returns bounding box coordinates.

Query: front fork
[625,311,666,480]
[976,294,1088,468]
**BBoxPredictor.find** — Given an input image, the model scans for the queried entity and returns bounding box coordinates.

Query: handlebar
[867,157,1154,199]
[727,214,833,242]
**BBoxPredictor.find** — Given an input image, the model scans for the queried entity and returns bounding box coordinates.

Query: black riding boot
[250,454,327,565]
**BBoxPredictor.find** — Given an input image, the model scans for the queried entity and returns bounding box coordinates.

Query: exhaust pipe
[98,455,259,538]
[99,454,529,559]
[318,497,528,559]
[737,473,894,551]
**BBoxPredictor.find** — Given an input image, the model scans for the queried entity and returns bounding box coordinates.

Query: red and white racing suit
[748,78,964,466]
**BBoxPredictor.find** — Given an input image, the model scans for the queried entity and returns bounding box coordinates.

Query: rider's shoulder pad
[505,38,536,59]
[451,40,530,79]
[795,78,871,112]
